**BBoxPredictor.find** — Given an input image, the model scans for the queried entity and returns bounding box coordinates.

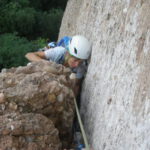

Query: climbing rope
[73,98,90,150]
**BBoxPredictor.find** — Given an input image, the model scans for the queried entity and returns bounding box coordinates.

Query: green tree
[0,1,64,40]
[29,0,68,11]
[35,8,63,40]
[0,33,38,70]
[15,7,36,37]
[0,0,68,69]
[0,1,36,37]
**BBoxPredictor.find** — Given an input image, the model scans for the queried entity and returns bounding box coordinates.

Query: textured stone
[0,93,5,103]
[0,113,61,150]
[0,61,76,148]
[59,0,150,150]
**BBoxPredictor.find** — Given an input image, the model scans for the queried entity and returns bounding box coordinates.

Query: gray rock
[59,0,150,150]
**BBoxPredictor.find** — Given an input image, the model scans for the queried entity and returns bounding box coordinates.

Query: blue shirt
[44,47,87,79]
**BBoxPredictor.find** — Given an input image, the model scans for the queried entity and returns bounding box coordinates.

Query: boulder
[0,61,76,149]
[0,113,61,150]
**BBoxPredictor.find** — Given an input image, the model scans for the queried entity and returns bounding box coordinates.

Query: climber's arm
[25,51,48,62]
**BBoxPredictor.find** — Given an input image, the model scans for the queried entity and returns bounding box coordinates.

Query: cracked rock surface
[0,61,76,149]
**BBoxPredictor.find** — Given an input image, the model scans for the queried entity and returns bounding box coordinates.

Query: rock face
[59,0,150,150]
[0,113,60,150]
[0,61,76,149]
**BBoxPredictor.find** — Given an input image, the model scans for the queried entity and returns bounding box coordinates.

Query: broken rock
[0,61,77,148]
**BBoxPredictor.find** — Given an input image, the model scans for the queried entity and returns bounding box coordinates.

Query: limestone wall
[59,0,150,149]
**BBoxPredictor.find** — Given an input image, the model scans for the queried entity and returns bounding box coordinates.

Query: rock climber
[25,35,92,96]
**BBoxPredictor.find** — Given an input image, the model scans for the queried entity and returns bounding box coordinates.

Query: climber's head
[65,35,92,68]
[68,35,92,60]
[64,53,83,68]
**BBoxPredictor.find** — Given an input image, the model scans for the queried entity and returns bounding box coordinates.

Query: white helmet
[68,35,92,59]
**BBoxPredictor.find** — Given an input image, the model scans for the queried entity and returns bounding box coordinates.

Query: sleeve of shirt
[44,47,66,63]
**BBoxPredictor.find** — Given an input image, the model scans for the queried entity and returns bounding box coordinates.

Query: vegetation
[0,33,35,69]
[0,0,68,70]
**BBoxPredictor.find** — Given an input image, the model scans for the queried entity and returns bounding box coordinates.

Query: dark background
[0,0,68,70]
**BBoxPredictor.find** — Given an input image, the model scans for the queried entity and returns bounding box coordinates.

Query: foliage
[29,0,68,10]
[35,8,63,40]
[0,33,38,70]
[0,0,65,40]
[33,37,47,49]
[0,0,68,70]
